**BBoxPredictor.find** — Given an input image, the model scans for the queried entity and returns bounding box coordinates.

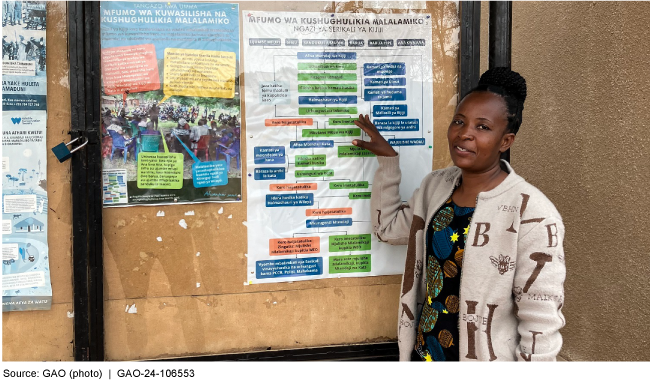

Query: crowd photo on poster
[2,1,46,76]
[100,92,242,182]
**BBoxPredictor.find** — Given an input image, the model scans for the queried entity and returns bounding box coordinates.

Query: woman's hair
[467,67,527,135]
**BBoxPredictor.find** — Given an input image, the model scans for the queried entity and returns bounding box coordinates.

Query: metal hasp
[489,1,512,69]
[68,1,104,361]
[51,137,88,163]
[489,1,513,162]
[459,2,481,99]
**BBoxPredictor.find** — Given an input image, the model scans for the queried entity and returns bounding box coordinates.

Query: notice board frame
[66,0,503,361]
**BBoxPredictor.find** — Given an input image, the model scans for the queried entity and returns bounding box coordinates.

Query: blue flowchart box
[373,105,407,117]
[297,52,356,60]
[388,138,426,146]
[254,146,285,164]
[374,119,420,131]
[266,193,314,207]
[364,88,406,101]
[298,96,358,105]
[254,167,286,180]
[192,161,228,188]
[256,257,323,279]
[363,62,406,76]
[306,218,353,228]
[290,140,334,149]
[364,77,406,87]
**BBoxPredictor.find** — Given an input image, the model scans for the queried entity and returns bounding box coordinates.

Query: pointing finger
[352,139,366,148]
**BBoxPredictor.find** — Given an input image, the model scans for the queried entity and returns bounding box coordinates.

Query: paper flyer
[99,1,241,206]
[2,0,52,311]
[243,11,434,283]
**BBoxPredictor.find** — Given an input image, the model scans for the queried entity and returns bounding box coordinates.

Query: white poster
[243,11,433,284]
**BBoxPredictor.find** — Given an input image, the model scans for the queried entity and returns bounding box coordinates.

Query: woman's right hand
[352,114,398,157]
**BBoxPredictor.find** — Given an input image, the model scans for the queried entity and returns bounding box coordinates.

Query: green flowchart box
[295,155,326,167]
[299,107,358,115]
[298,63,357,71]
[329,181,369,190]
[349,192,372,200]
[329,254,371,273]
[329,234,371,252]
[329,118,357,126]
[295,169,335,177]
[299,84,357,93]
[338,146,376,157]
[298,73,357,81]
[302,128,361,137]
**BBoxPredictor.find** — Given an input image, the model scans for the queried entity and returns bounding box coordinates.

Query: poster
[2,0,52,311]
[244,12,434,283]
[99,1,241,207]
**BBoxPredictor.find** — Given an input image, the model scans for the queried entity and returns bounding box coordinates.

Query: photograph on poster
[2,2,46,77]
[2,1,46,30]
[99,1,241,206]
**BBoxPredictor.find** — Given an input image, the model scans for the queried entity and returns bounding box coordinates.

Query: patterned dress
[413,197,474,361]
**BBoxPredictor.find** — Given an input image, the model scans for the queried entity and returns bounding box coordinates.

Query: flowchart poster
[243,12,434,284]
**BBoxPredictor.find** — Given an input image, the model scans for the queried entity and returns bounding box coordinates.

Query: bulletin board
[101,0,459,360]
[3,0,460,361]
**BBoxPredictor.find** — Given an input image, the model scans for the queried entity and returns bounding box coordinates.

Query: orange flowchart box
[270,183,317,191]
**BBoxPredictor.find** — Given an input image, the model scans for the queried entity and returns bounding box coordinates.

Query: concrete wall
[508,1,650,361]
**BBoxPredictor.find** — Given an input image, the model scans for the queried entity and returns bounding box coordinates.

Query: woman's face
[447,91,515,172]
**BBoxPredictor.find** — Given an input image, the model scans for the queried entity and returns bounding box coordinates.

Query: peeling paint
[242,220,248,227]
[132,267,139,272]
[179,219,188,229]
[156,237,162,242]
[127,304,137,314]
[67,311,74,318]
[196,252,201,257]
[156,211,165,217]
[196,282,201,288]
[185,210,195,216]
[218,207,224,214]
[228,214,232,219]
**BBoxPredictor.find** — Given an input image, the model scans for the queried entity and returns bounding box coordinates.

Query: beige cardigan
[371,156,566,361]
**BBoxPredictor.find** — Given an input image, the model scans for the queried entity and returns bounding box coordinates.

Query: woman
[353,67,565,361]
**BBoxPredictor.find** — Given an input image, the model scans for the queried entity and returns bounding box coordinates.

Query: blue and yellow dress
[413,197,474,361]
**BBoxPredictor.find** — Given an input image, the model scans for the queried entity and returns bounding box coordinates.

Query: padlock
[51,137,88,163]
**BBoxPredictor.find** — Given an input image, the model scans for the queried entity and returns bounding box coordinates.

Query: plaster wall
[509,1,650,361]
